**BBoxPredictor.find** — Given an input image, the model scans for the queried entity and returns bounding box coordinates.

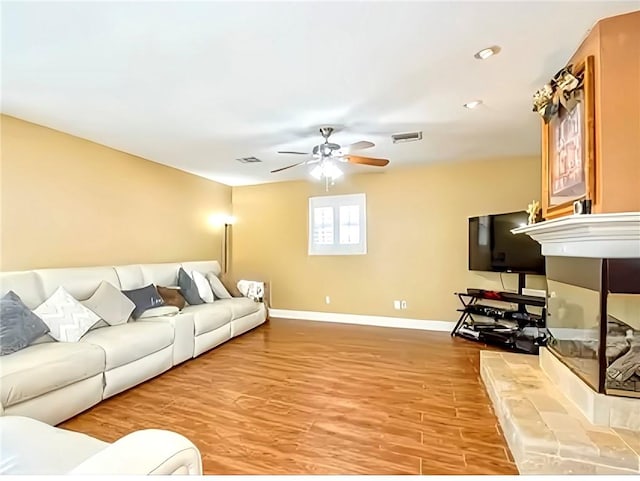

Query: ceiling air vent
[391,131,423,144]
[236,156,262,163]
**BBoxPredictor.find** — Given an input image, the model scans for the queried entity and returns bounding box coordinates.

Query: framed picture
[541,56,595,219]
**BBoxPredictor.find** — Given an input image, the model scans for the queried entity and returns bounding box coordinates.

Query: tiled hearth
[481,351,639,474]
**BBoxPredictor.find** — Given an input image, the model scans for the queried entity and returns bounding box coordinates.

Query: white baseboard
[269,309,455,332]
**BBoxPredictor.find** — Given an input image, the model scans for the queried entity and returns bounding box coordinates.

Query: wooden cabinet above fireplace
[540,11,640,220]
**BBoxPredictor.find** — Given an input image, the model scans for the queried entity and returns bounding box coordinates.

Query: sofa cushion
[215,298,261,319]
[138,306,179,319]
[177,268,203,306]
[181,261,221,277]
[140,263,181,287]
[82,281,135,326]
[121,284,164,319]
[0,271,45,309]
[205,272,232,299]
[0,342,105,408]
[80,322,173,370]
[182,304,232,336]
[0,291,50,356]
[33,287,101,342]
[157,286,186,310]
[112,264,144,291]
[35,266,121,302]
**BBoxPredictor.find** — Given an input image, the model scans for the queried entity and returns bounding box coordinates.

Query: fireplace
[510,213,640,431]
[546,256,640,397]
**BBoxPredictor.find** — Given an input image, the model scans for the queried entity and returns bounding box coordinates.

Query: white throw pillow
[191,271,214,303]
[82,281,135,326]
[206,272,232,299]
[34,287,101,342]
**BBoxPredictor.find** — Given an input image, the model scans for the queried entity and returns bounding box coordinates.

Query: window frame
[308,193,367,256]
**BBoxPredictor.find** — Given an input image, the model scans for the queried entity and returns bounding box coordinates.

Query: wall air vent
[236,156,262,163]
[391,131,423,144]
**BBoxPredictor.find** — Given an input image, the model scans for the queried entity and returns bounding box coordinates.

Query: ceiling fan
[271,127,390,175]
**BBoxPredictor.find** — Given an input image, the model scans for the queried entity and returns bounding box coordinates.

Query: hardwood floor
[60,318,518,475]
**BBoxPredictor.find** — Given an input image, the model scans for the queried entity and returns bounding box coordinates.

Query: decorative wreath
[532,64,583,123]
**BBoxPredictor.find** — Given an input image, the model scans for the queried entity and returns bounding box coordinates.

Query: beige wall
[231,156,545,322]
[0,115,231,271]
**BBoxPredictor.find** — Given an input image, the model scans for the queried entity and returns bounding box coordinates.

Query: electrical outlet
[401,300,407,309]
[325,296,331,304]
[393,300,401,310]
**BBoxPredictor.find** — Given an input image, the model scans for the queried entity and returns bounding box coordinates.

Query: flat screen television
[468,211,545,274]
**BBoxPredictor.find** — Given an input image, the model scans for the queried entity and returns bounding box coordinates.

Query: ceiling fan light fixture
[310,160,343,181]
[474,46,501,60]
[463,100,483,109]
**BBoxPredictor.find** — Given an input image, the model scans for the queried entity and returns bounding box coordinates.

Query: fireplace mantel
[511,212,640,258]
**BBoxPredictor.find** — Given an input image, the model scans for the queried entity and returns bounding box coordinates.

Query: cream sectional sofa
[0,260,267,425]
[0,415,203,475]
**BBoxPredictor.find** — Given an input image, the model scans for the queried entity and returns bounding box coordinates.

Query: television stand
[451,287,548,354]
[515,272,528,312]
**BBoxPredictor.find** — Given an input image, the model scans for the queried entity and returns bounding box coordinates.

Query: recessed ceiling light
[474,46,501,60]
[463,100,483,109]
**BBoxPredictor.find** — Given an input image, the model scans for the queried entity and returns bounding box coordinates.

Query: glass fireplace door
[546,257,602,391]
[546,256,640,397]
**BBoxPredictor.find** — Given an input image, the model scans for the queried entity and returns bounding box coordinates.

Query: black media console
[451,287,548,354]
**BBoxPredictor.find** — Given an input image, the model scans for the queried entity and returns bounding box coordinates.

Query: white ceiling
[3,1,639,186]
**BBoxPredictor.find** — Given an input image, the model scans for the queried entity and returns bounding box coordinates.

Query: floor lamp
[222,216,235,274]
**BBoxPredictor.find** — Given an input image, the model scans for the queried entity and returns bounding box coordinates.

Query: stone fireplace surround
[480,213,640,474]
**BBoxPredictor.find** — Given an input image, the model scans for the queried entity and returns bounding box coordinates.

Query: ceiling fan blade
[277,151,309,155]
[346,140,375,151]
[271,161,306,173]
[345,155,389,167]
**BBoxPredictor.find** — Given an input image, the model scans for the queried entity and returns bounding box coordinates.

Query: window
[308,193,367,255]
[313,207,334,245]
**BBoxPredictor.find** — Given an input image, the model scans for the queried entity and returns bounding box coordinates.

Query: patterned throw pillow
[34,287,101,342]
[191,271,214,303]
[0,291,50,355]
[121,284,165,319]
[177,268,204,305]
[157,286,186,310]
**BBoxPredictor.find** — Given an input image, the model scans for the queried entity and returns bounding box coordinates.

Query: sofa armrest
[68,429,202,475]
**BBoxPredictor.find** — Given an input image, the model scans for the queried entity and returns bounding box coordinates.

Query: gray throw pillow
[178,268,204,305]
[0,291,50,356]
[121,284,165,319]
[83,281,136,326]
